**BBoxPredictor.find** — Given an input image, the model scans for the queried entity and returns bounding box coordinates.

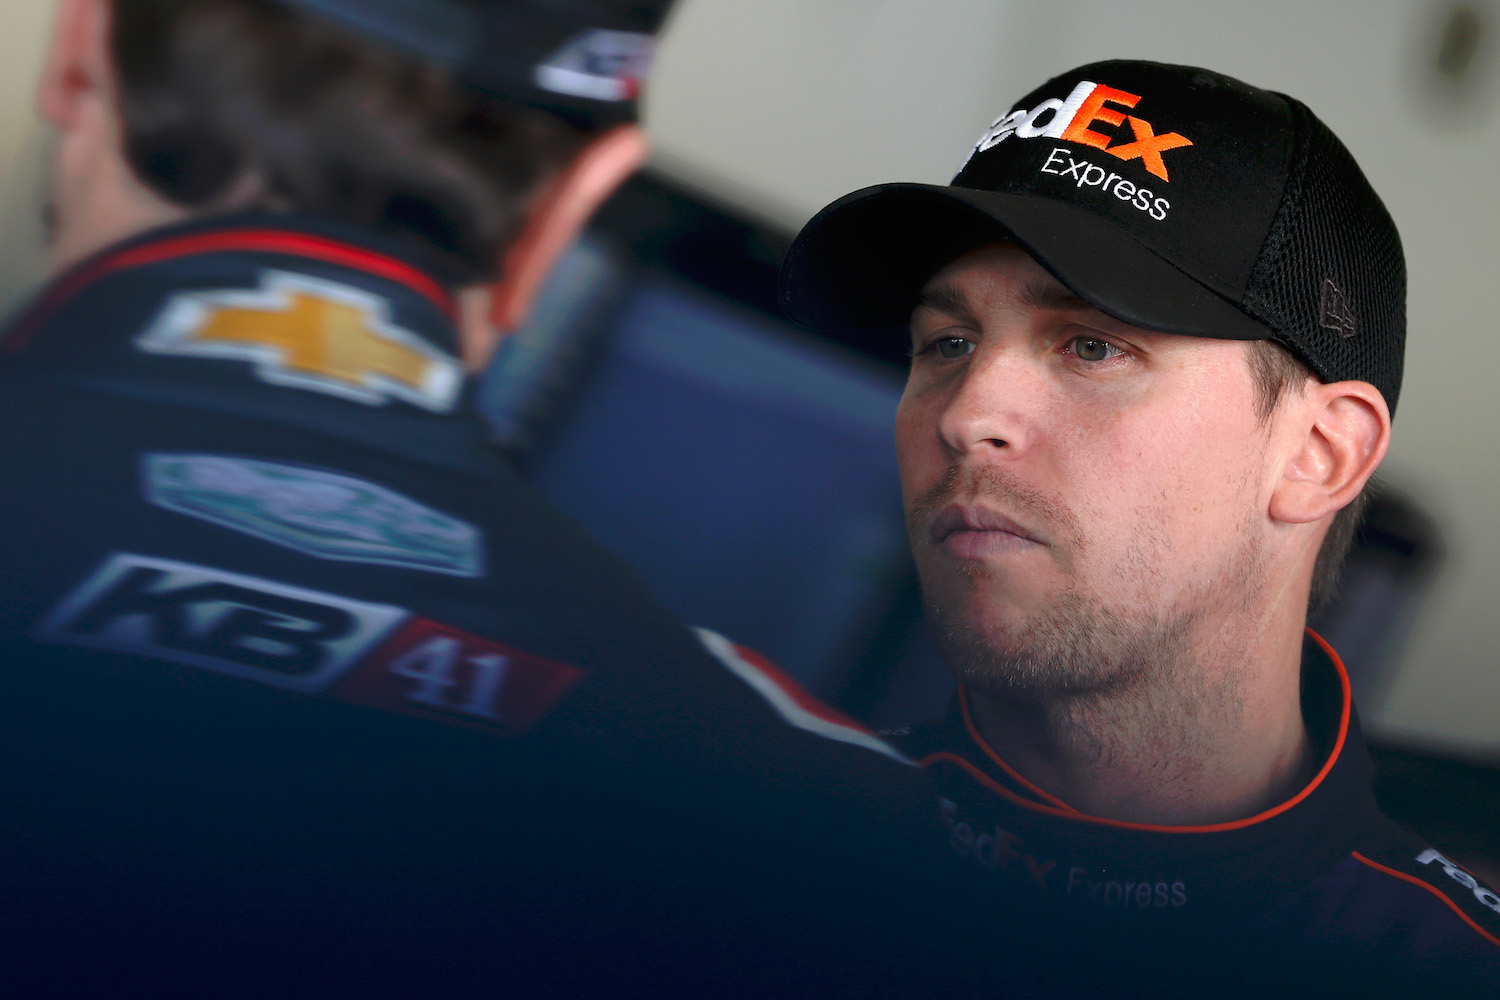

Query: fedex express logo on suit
[964,80,1194,221]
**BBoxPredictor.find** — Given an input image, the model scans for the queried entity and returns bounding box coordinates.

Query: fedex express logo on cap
[969,80,1194,182]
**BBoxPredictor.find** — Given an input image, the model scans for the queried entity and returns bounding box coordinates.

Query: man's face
[896,244,1279,696]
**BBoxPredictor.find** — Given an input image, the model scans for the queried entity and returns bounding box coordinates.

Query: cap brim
[779,183,1270,341]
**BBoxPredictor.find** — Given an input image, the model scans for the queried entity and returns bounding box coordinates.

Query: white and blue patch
[145,454,485,577]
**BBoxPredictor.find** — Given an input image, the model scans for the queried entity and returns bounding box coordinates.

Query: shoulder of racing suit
[0,209,904,763]
[0,210,958,992]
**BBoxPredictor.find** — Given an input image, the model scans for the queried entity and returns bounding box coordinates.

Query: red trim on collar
[957,685,1076,811]
[3,229,456,356]
[923,627,1354,835]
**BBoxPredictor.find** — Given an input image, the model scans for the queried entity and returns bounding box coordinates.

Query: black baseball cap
[779,59,1407,412]
[268,0,677,128]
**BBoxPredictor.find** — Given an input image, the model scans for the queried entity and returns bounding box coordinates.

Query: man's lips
[927,504,1046,558]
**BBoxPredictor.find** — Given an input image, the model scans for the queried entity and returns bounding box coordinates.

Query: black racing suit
[0,213,971,993]
[893,630,1500,994]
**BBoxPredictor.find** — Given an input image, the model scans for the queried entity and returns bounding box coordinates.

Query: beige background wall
[2,1,1496,755]
[0,2,54,312]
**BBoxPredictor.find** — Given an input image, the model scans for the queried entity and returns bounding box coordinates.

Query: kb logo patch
[35,554,407,693]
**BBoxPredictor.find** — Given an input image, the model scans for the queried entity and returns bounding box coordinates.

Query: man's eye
[1069,337,1122,362]
[934,337,974,359]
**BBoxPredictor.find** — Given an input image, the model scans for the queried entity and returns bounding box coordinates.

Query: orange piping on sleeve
[1351,851,1500,951]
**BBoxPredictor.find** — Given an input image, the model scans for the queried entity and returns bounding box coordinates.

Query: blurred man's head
[782,60,1402,692]
[38,0,673,360]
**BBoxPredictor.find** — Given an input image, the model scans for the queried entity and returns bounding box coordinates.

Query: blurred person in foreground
[781,59,1500,991]
[0,1,978,991]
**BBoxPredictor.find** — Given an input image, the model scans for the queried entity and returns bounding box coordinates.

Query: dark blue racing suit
[0,213,968,993]
[892,630,1500,994]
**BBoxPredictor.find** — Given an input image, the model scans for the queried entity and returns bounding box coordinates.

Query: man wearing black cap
[782,60,1500,984]
[0,1,967,990]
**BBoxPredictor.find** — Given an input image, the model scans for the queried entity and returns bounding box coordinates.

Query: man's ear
[1269,380,1391,525]
[37,0,110,132]
[459,124,648,371]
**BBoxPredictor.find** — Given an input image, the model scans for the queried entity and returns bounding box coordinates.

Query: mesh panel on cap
[1240,99,1406,412]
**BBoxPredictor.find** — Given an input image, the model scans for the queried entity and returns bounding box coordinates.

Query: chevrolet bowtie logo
[136,271,463,411]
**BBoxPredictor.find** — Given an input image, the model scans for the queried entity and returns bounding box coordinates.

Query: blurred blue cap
[269,0,676,127]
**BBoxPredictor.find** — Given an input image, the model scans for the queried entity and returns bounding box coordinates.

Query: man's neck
[44,81,194,278]
[964,617,1314,826]
[47,164,189,277]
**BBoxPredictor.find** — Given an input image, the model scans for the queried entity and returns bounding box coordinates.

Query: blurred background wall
[0,3,55,313]
[0,0,1494,762]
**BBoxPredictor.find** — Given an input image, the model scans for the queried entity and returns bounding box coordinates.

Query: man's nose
[934,347,1044,460]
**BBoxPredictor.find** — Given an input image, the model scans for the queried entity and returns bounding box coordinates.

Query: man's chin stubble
[921,507,1267,712]
[907,460,1262,705]
[924,580,1202,701]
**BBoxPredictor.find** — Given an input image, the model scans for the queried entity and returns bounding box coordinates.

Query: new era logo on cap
[1320,278,1358,339]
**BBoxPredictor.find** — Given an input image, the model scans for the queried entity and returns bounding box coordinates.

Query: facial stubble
[908,464,1264,706]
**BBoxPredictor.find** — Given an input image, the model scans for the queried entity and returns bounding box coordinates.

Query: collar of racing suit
[897,629,1385,919]
[0,212,496,470]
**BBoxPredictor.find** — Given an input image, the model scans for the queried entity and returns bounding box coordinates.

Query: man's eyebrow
[912,282,975,320]
[914,277,1099,321]
[1017,281,1094,314]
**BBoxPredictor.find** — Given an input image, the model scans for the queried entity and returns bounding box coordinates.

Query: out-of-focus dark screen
[526,272,909,687]
[477,173,953,717]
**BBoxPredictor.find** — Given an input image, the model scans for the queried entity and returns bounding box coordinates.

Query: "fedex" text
[970,80,1192,182]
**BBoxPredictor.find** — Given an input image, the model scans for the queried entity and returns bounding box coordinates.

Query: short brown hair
[110,0,591,282]
[1247,338,1374,612]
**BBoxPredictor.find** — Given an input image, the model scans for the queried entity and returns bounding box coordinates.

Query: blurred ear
[1269,380,1390,525]
[460,124,647,371]
[38,0,110,131]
